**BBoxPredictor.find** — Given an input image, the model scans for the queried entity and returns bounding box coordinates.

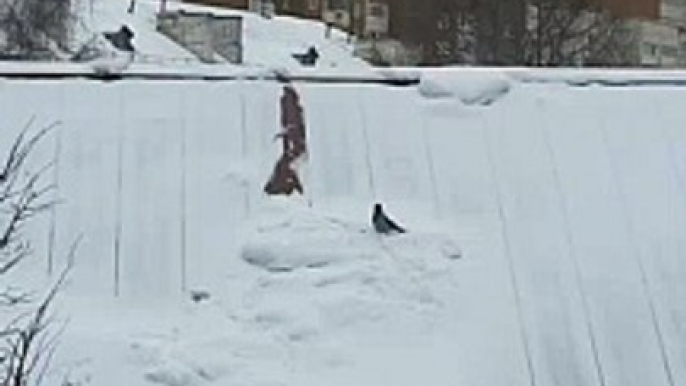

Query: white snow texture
[2,68,686,386]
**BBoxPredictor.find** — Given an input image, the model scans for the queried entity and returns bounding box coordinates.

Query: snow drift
[241,200,460,272]
[417,68,512,105]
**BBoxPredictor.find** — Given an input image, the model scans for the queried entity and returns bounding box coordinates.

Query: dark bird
[190,290,211,303]
[372,203,406,235]
[292,46,319,66]
[103,25,136,53]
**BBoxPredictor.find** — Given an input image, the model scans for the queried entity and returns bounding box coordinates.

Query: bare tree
[0,122,70,386]
[420,0,633,66]
[427,0,527,65]
[472,0,528,65]
[525,0,634,66]
[0,0,74,60]
[429,0,477,65]
[1,263,72,386]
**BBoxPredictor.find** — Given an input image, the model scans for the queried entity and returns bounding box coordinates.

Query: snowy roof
[73,0,371,74]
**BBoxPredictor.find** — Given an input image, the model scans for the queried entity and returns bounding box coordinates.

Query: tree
[429,0,477,65]
[524,0,635,66]
[427,0,527,65]
[0,122,71,386]
[0,0,74,60]
[421,0,633,66]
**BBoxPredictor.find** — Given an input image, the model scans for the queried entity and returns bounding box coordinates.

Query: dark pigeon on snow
[103,25,136,53]
[292,46,319,66]
[372,203,406,235]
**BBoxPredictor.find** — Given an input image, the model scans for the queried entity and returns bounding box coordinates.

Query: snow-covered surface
[241,200,460,272]
[2,69,686,386]
[70,0,370,74]
[162,1,371,72]
[47,197,464,385]
[416,68,512,105]
[9,2,686,385]
[76,0,199,64]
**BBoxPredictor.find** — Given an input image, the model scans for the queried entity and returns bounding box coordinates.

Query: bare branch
[0,0,75,60]
[0,121,69,386]
[1,244,75,386]
[0,287,33,307]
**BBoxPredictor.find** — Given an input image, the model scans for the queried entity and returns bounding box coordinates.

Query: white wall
[0,79,281,300]
[2,75,686,386]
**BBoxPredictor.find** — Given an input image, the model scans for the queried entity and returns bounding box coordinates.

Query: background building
[184,0,686,67]
[595,0,660,19]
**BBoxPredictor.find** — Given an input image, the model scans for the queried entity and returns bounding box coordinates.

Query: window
[327,0,349,11]
[368,3,386,17]
[643,43,658,56]
[308,0,318,11]
[662,45,678,57]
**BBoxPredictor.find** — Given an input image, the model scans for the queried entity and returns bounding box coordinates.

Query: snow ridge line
[420,111,442,219]
[238,86,251,217]
[11,66,686,88]
[113,90,125,297]
[514,75,686,88]
[480,114,538,386]
[0,70,420,86]
[539,112,607,386]
[180,91,188,292]
[357,90,377,200]
[598,117,676,386]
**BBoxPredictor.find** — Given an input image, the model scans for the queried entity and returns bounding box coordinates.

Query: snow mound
[80,200,465,386]
[241,201,461,272]
[234,201,464,344]
[241,214,371,272]
[89,51,134,76]
[141,340,232,386]
[418,69,512,105]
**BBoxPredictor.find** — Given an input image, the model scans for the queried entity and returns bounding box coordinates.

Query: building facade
[183,0,686,67]
[279,0,322,19]
[594,0,660,19]
[184,0,391,37]
[184,0,248,9]
[183,0,320,18]
[619,0,686,67]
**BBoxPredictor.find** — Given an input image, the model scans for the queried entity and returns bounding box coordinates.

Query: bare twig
[0,239,76,386]
[0,122,69,386]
